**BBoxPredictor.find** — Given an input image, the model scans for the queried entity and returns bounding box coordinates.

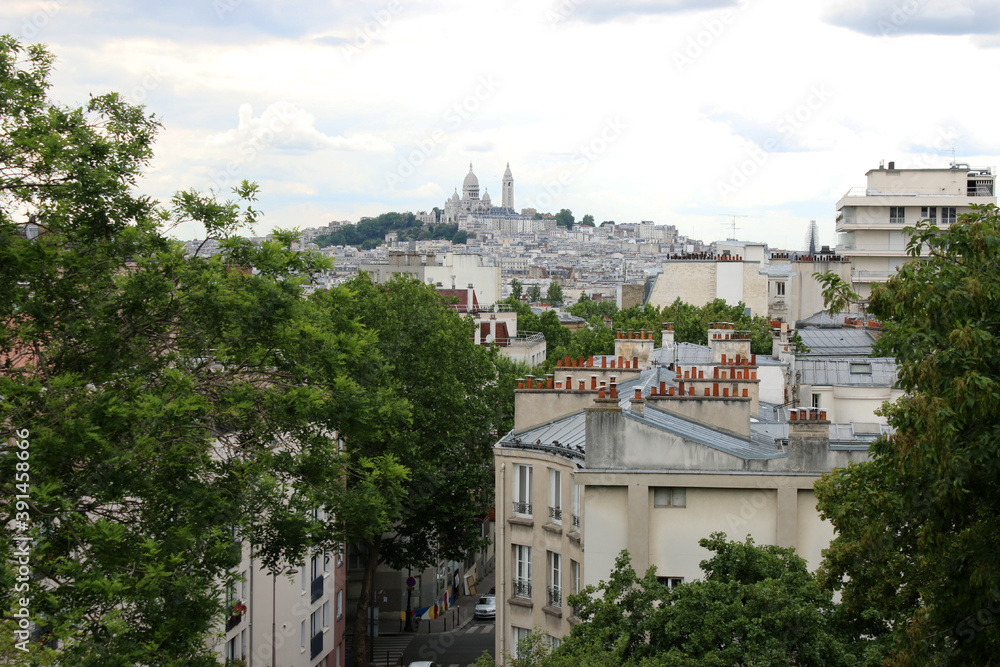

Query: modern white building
[835,162,996,297]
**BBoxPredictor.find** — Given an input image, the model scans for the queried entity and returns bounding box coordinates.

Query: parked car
[407,662,439,667]
[474,594,496,619]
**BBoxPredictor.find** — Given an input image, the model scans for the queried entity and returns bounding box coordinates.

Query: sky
[5,0,1000,248]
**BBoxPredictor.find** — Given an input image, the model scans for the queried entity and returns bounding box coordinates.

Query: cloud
[207,102,393,153]
[823,0,1000,37]
[553,0,741,24]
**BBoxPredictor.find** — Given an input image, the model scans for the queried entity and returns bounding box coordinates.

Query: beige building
[494,326,885,657]
[835,162,995,298]
[645,241,769,317]
[360,250,502,304]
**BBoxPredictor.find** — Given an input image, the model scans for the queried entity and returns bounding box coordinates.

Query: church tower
[502,162,514,210]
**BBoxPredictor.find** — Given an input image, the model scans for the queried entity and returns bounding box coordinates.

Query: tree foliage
[545,282,564,307]
[813,270,863,316]
[478,535,852,667]
[333,274,504,665]
[313,212,468,250]
[555,209,575,230]
[816,204,1000,665]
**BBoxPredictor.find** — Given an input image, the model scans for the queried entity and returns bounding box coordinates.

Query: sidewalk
[378,568,496,636]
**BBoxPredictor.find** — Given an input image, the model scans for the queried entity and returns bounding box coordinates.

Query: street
[399,619,495,666]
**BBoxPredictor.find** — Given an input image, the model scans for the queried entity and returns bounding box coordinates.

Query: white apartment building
[835,162,996,297]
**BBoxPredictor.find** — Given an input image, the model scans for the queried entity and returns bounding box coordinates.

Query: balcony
[572,514,580,530]
[851,270,899,283]
[310,631,323,660]
[548,506,562,522]
[512,501,532,515]
[547,586,562,607]
[225,612,242,633]
[311,575,324,604]
[513,578,532,599]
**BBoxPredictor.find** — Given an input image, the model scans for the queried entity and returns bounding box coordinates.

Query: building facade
[835,162,996,298]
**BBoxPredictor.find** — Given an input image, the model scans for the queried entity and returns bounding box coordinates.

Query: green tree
[813,270,863,316]
[511,278,523,300]
[816,204,1000,665]
[552,536,852,667]
[528,283,542,303]
[580,214,595,227]
[546,282,564,306]
[0,36,383,665]
[555,209,575,230]
[334,274,501,666]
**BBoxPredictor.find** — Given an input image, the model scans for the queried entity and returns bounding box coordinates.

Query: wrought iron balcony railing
[512,578,532,598]
[512,501,532,515]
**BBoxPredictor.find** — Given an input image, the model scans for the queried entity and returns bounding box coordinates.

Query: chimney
[631,387,645,417]
[786,408,831,472]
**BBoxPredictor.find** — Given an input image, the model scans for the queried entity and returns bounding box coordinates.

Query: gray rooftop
[797,328,877,357]
[798,357,898,387]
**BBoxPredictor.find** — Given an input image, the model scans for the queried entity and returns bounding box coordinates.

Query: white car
[474,594,496,619]
[407,663,439,667]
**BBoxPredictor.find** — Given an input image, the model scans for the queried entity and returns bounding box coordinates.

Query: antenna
[716,214,747,241]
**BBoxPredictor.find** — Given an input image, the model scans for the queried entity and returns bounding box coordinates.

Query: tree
[555,209,575,230]
[599,220,615,227]
[528,283,542,303]
[511,278,523,300]
[580,214,595,227]
[545,535,851,667]
[0,37,387,665]
[816,204,1000,665]
[813,270,863,316]
[333,274,502,666]
[545,282,564,307]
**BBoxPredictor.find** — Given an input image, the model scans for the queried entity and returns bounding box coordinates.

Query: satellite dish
[485,334,495,344]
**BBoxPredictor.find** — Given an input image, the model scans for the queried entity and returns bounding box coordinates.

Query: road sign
[406,576,416,589]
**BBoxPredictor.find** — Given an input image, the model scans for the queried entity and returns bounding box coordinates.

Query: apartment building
[493,324,885,657]
[835,162,996,298]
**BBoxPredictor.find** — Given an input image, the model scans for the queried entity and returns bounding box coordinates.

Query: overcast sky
[6,0,1000,247]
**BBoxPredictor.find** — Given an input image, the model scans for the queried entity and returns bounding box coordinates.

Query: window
[548,469,562,522]
[571,560,581,596]
[347,543,365,570]
[942,207,957,224]
[514,545,532,598]
[311,610,321,638]
[300,620,306,650]
[241,629,246,658]
[850,363,872,375]
[311,554,321,581]
[550,635,561,651]
[337,589,344,619]
[889,206,905,224]
[301,565,306,593]
[324,550,331,574]
[548,552,562,607]
[775,282,785,296]
[337,546,344,567]
[653,487,686,508]
[657,576,684,589]
[513,627,531,659]
[812,394,820,409]
[226,637,237,661]
[323,601,330,627]
[514,464,533,515]
[571,482,581,530]
[921,206,937,222]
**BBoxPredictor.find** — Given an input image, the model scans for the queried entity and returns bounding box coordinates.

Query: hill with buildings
[313,212,470,249]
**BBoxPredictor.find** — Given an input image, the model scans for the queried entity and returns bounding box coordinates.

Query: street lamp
[272,566,298,667]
